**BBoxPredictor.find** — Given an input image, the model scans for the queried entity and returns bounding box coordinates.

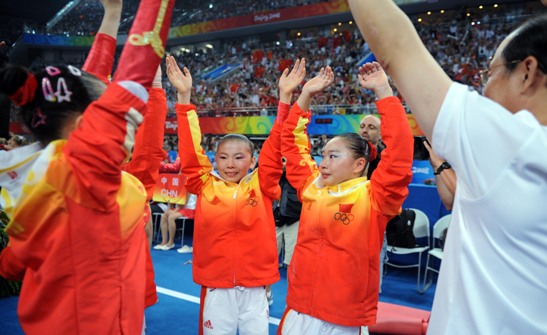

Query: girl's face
[319,137,366,186]
[215,140,255,183]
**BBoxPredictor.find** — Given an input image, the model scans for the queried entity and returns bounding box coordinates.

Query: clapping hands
[302,66,334,97]
[279,58,306,103]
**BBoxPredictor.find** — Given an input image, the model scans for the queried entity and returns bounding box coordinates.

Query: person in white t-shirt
[348,2,547,334]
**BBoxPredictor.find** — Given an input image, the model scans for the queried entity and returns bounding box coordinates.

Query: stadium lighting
[333,28,338,32]
[338,22,342,26]
[206,44,213,49]
[297,32,301,37]
[418,18,422,22]
[349,21,353,25]
[427,11,431,15]
[209,4,213,9]
[440,10,445,14]
[494,4,499,8]
[467,13,471,17]
[479,5,483,9]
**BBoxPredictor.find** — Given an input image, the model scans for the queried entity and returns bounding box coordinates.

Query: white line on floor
[156,286,281,326]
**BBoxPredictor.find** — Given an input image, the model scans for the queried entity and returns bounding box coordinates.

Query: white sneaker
[160,244,175,251]
[177,245,193,253]
[153,244,164,250]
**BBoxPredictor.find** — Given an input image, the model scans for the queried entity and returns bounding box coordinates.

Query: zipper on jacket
[233,185,239,285]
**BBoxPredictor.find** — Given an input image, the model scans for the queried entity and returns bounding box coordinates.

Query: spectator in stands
[350,1,547,333]
[166,54,282,335]
[278,62,413,335]
[359,114,384,180]
[0,0,174,333]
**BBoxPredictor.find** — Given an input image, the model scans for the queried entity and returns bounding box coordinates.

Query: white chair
[422,214,451,293]
[175,213,194,250]
[152,212,164,244]
[385,208,430,292]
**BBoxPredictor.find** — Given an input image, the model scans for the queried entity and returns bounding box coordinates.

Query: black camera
[413,136,430,161]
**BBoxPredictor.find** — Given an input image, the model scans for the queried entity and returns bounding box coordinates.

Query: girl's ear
[250,154,257,170]
[354,157,367,176]
[75,115,83,128]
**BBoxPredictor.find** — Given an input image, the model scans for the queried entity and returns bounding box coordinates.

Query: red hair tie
[9,73,37,106]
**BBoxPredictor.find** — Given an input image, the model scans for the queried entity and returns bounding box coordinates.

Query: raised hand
[99,0,123,32]
[152,65,162,89]
[302,66,334,97]
[100,0,123,11]
[279,58,306,103]
[358,61,393,99]
[166,54,192,104]
[295,66,334,112]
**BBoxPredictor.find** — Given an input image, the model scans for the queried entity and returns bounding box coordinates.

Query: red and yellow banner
[163,114,424,137]
[169,0,349,38]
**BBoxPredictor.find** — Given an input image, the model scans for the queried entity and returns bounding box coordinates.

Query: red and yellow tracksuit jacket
[0,84,149,334]
[84,33,167,308]
[0,0,174,332]
[175,103,284,288]
[122,88,167,307]
[280,97,413,327]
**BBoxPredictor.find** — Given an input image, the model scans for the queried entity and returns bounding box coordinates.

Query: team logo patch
[246,190,259,207]
[334,203,354,225]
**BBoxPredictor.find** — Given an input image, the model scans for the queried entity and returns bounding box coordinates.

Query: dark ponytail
[0,65,35,104]
[0,64,106,146]
[335,133,378,177]
[336,133,376,161]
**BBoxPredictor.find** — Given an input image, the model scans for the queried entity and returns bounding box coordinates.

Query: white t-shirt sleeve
[185,193,197,210]
[432,82,539,199]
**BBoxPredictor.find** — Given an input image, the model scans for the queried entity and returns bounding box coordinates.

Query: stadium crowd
[2,1,541,120]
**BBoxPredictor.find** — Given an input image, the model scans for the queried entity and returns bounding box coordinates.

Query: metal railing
[175,103,410,117]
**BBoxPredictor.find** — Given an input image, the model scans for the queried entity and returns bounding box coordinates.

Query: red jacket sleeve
[257,102,290,200]
[159,157,181,173]
[0,246,26,281]
[113,0,174,91]
[175,104,212,195]
[65,83,147,209]
[123,88,167,200]
[280,102,319,200]
[370,96,414,215]
[82,33,116,85]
